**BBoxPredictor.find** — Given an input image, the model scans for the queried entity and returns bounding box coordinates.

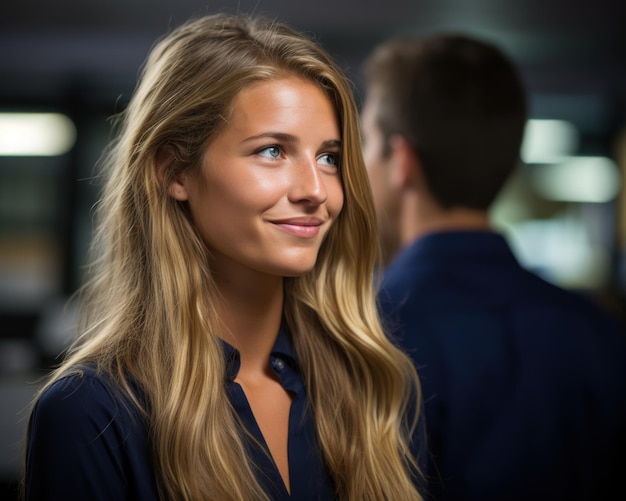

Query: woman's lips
[271,217,324,238]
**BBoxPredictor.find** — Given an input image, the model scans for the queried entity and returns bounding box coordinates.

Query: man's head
[361,34,527,257]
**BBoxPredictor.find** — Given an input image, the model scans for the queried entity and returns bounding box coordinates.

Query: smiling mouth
[271,217,324,238]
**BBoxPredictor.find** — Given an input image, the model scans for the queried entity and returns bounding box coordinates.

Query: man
[361,33,626,500]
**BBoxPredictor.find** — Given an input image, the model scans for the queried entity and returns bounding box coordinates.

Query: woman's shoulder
[33,365,145,436]
[26,369,158,499]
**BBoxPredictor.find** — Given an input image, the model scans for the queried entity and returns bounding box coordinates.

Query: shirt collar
[395,230,516,265]
[220,322,296,380]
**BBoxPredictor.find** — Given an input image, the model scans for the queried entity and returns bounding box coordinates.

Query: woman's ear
[156,147,188,201]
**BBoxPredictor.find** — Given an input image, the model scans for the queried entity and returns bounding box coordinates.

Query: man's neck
[402,206,491,247]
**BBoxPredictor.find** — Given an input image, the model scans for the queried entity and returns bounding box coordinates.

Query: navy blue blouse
[25,328,336,500]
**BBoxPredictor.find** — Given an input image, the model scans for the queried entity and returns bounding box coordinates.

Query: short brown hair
[363,34,527,210]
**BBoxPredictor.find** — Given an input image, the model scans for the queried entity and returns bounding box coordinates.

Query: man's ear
[387,135,421,189]
[156,147,188,201]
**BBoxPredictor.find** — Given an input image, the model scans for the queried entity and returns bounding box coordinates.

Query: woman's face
[170,76,344,280]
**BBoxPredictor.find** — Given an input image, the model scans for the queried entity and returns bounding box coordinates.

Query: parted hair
[363,33,527,210]
[28,13,424,501]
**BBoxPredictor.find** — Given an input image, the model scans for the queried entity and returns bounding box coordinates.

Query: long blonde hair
[31,13,423,500]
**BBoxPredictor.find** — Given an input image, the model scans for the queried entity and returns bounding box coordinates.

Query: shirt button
[272,357,285,371]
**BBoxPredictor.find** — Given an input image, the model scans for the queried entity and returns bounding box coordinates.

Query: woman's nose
[288,156,328,205]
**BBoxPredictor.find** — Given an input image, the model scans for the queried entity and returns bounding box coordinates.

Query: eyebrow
[243,132,342,149]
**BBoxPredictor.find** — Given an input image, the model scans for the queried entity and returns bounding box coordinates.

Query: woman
[24,13,424,501]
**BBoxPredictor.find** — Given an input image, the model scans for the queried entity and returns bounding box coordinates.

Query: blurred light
[0,112,76,156]
[507,217,611,289]
[521,119,579,164]
[532,156,620,203]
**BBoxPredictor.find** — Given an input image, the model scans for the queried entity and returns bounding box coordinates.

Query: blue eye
[318,153,338,167]
[259,146,281,159]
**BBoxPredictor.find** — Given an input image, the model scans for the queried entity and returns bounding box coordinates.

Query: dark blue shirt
[379,230,626,501]
[25,327,336,500]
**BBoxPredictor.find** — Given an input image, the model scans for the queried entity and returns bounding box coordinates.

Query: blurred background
[1,0,625,497]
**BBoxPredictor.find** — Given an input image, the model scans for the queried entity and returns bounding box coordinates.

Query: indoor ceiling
[1,0,625,117]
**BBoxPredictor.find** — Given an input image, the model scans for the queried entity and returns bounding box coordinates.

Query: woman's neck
[214,270,285,376]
